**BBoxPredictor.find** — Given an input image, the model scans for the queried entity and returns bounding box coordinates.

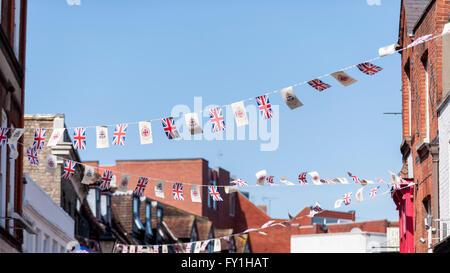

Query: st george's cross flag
[62,160,76,181]
[45,154,58,173]
[161,117,181,139]
[112,124,128,146]
[255,169,267,186]
[173,183,184,201]
[134,177,149,196]
[307,79,332,92]
[208,185,223,201]
[96,126,109,149]
[308,171,322,185]
[0,128,9,149]
[81,165,97,185]
[27,147,39,166]
[280,87,303,110]
[356,62,383,76]
[99,169,114,191]
[331,71,357,86]
[118,174,131,192]
[298,172,308,185]
[231,101,249,127]
[155,180,165,199]
[255,95,273,120]
[190,184,202,203]
[73,128,87,150]
[209,107,226,133]
[138,121,153,145]
[47,128,65,147]
[184,112,203,135]
[33,129,46,150]
[355,187,364,202]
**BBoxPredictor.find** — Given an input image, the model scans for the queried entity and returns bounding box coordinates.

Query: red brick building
[397,0,450,252]
[0,0,28,253]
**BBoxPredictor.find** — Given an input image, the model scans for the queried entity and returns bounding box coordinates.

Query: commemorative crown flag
[81,165,96,185]
[209,107,226,133]
[134,177,149,196]
[330,71,357,87]
[355,187,364,202]
[73,128,87,150]
[185,243,192,253]
[184,112,203,135]
[190,185,202,203]
[307,79,331,92]
[138,121,153,145]
[118,174,131,192]
[47,128,65,147]
[99,169,113,191]
[208,185,223,201]
[343,192,352,205]
[153,245,159,253]
[33,128,46,150]
[231,101,249,127]
[280,87,303,110]
[161,117,180,139]
[356,62,383,76]
[173,183,184,201]
[62,160,76,181]
[27,146,39,166]
[45,154,58,172]
[256,95,273,120]
[112,124,128,146]
[0,128,9,148]
[255,169,267,186]
[96,126,109,148]
[155,180,165,199]
[298,172,308,185]
[308,171,322,185]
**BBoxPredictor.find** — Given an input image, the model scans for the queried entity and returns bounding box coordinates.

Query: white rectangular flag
[138,121,153,145]
[45,154,58,173]
[118,174,131,192]
[8,128,25,144]
[231,101,249,127]
[255,170,267,186]
[184,113,203,135]
[155,180,165,199]
[280,87,303,110]
[213,239,221,252]
[333,177,349,184]
[308,171,322,185]
[334,199,343,209]
[200,240,210,252]
[47,128,65,147]
[194,242,201,253]
[81,165,97,185]
[96,126,109,149]
[153,245,159,253]
[129,245,136,253]
[331,71,357,87]
[378,43,398,57]
[190,185,202,203]
[356,187,364,202]
[279,176,295,186]
[224,185,239,194]
[8,142,19,160]
[162,245,168,253]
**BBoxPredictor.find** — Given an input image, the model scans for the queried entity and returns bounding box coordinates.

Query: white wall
[290,232,387,253]
[22,174,75,253]
[438,99,450,223]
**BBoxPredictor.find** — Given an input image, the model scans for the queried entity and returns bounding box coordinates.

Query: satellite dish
[350,227,362,233]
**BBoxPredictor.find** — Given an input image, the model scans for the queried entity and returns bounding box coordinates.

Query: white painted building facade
[438,90,450,241]
[21,174,75,253]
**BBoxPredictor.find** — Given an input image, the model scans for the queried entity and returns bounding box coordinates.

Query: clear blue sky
[25,0,403,221]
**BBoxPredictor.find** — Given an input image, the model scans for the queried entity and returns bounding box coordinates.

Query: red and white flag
[118,174,131,192]
[96,126,109,149]
[280,87,303,110]
[255,170,267,186]
[331,71,357,86]
[231,101,249,127]
[138,121,153,145]
[47,128,65,147]
[190,185,202,203]
[308,171,322,185]
[185,112,203,135]
[355,187,364,202]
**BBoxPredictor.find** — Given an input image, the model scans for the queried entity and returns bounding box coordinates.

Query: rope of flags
[113,182,414,253]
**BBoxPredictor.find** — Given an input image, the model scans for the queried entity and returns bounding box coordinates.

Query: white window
[43,234,50,253]
[0,109,7,229]
[13,0,21,59]
[407,153,414,178]
[8,124,15,235]
[52,240,58,253]
[424,61,430,142]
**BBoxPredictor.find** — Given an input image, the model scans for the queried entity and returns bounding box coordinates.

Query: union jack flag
[33,129,46,150]
[112,124,128,146]
[307,79,331,92]
[134,176,149,196]
[298,172,308,185]
[161,117,180,140]
[62,160,76,181]
[27,147,39,166]
[255,95,273,120]
[209,107,226,132]
[0,128,8,148]
[208,185,223,201]
[347,172,361,184]
[99,169,113,191]
[391,182,401,191]
[369,187,379,198]
[356,62,383,75]
[343,192,352,205]
[173,183,184,200]
[265,176,275,185]
[73,127,87,150]
[231,179,247,187]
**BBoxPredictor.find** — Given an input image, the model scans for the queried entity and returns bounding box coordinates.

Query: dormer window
[145,201,153,239]
[132,195,144,235]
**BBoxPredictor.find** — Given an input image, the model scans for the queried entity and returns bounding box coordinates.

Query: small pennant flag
[334,199,343,209]
[27,147,39,166]
[136,246,143,253]
[369,187,379,198]
[200,240,210,252]
[308,202,324,217]
[47,128,65,147]
[356,62,383,75]
[72,128,87,150]
[231,101,249,127]
[331,71,357,86]
[407,34,432,48]
[355,187,364,202]
[279,176,295,186]
[45,154,58,173]
[99,170,113,191]
[62,160,76,181]
[173,183,184,201]
[308,171,322,185]
[320,179,335,184]
[81,165,97,185]
[134,177,149,196]
[118,174,131,192]
[255,95,273,120]
[184,112,203,135]
[208,185,223,201]
[307,79,331,92]
[224,185,238,194]
[209,107,226,133]
[121,245,128,253]
[33,129,46,150]
[343,192,352,205]
[8,128,25,144]
[298,172,308,185]
[155,180,165,199]
[8,142,19,159]
[379,43,399,57]
[96,126,109,149]
[194,242,201,253]
[231,179,247,187]
[190,185,202,203]
[333,177,349,184]
[185,243,192,253]
[153,245,159,253]
[348,172,361,184]
[0,128,9,148]
[129,245,136,253]
[280,87,303,110]
[138,121,153,145]
[265,176,276,186]
[255,170,267,186]
[112,124,128,146]
[213,239,221,252]
[162,245,168,253]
